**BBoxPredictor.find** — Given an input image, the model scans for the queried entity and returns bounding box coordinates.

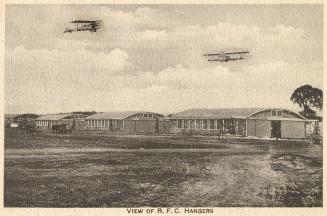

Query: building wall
[281,121,306,138]
[246,119,256,137]
[170,118,245,136]
[255,120,271,138]
[36,119,74,131]
[73,119,85,130]
[84,119,124,132]
[246,119,271,138]
[158,120,172,134]
[124,119,158,134]
[5,118,14,127]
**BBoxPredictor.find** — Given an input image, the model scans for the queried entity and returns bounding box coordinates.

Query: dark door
[271,121,281,138]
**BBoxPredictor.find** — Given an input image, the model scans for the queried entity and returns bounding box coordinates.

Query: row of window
[137,113,154,118]
[86,120,121,127]
[272,110,283,117]
[177,119,236,130]
[36,120,49,126]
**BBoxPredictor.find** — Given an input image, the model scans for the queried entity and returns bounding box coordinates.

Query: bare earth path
[4,133,322,207]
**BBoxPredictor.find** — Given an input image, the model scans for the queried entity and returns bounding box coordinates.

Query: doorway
[271,121,281,139]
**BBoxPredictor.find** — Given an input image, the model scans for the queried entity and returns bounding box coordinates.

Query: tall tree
[290,84,323,118]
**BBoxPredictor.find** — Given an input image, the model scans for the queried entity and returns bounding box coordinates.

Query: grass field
[4,132,322,207]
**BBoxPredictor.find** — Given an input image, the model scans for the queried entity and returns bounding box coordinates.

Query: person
[276,130,280,141]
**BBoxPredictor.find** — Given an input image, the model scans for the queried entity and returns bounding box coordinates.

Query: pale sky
[5,4,323,114]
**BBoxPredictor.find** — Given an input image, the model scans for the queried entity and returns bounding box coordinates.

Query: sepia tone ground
[4,132,322,207]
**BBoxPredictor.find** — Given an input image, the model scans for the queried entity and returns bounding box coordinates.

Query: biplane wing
[224,51,250,55]
[70,20,101,23]
[64,20,101,33]
[204,50,249,62]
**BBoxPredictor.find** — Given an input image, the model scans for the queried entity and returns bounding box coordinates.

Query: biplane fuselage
[64,20,101,33]
[204,51,249,62]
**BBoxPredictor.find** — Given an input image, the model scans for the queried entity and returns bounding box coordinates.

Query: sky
[5,4,323,114]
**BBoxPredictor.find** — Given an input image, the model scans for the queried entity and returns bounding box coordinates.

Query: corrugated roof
[170,108,265,119]
[36,114,73,121]
[85,111,140,120]
[5,114,18,119]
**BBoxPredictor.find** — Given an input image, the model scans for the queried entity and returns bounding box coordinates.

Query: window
[210,120,215,129]
[272,110,283,117]
[17,118,23,122]
[203,120,207,129]
[196,120,201,129]
[183,119,188,129]
[190,120,195,129]
[105,120,108,127]
[177,120,182,128]
[148,113,153,118]
[144,113,148,118]
[216,120,221,129]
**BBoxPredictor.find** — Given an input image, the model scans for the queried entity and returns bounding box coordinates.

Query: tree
[290,84,323,119]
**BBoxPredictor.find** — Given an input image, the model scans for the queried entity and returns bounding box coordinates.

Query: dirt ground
[4,132,322,207]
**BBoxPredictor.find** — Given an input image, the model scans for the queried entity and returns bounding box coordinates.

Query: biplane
[64,20,101,33]
[203,51,250,62]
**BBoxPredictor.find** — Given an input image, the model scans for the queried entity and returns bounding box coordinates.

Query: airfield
[4,131,322,207]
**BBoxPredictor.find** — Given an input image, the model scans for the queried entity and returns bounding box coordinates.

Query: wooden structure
[35,113,88,132]
[84,111,167,134]
[170,108,314,139]
[5,113,39,128]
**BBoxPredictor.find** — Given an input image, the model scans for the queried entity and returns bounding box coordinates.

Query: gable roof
[170,108,265,119]
[36,114,74,121]
[85,111,140,120]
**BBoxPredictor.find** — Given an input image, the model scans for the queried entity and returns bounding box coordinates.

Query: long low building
[35,113,89,131]
[5,113,40,128]
[31,108,317,139]
[84,111,168,134]
[169,108,315,139]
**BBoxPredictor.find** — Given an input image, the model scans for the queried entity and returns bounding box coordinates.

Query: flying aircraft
[64,20,101,33]
[203,51,250,62]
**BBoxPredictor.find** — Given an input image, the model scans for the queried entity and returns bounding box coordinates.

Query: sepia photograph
[3,3,323,208]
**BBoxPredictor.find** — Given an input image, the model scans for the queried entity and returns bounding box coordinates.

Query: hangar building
[5,113,39,128]
[170,108,314,139]
[35,113,88,132]
[84,111,169,134]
